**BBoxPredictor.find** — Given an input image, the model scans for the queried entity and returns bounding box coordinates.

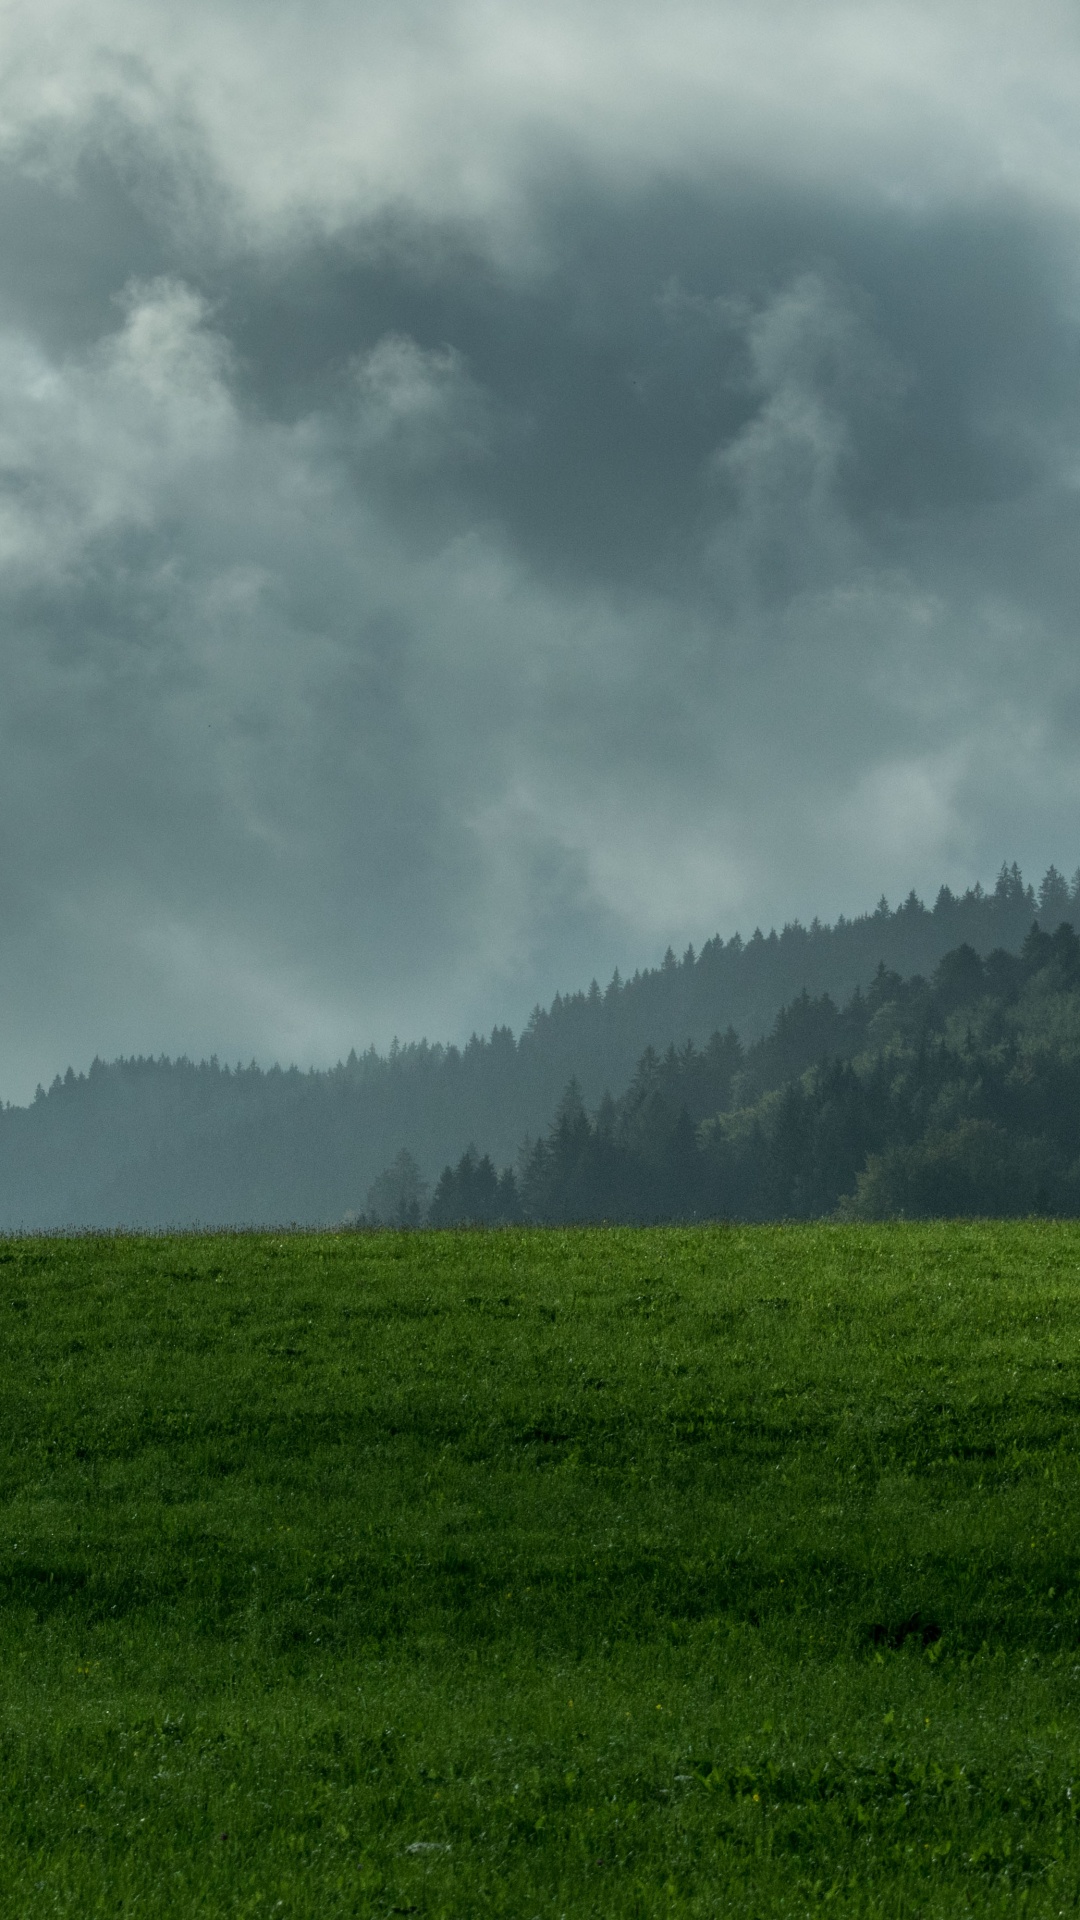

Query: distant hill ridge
[0,861,1073,1228]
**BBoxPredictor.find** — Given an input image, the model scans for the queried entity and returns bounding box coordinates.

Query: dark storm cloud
[0,0,1079,1096]
[253,183,1073,589]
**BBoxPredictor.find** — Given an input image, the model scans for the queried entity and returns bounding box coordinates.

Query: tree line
[384,916,1080,1225]
[1,862,1076,1227]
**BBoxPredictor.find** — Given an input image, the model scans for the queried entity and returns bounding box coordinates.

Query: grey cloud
[0,5,1078,1098]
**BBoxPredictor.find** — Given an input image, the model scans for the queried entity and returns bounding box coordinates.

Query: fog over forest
[2,3,1080,1177]
[0,861,1074,1228]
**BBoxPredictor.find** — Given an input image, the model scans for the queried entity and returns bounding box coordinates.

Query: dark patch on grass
[868,1612,944,1650]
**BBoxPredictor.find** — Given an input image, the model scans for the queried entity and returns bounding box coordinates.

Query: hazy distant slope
[0,863,1069,1228]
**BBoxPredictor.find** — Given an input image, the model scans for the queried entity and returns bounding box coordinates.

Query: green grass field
[4,1223,1080,1916]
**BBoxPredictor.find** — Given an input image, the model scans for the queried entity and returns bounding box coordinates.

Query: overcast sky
[1,1,1079,1097]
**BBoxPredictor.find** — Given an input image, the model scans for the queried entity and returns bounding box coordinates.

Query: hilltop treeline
[0,862,1075,1227]
[428,918,1080,1224]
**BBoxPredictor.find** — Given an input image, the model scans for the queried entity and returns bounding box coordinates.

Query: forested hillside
[0,862,1072,1227]
[461,918,1080,1225]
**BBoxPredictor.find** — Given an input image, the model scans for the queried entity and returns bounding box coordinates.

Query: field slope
[3,1223,1080,1915]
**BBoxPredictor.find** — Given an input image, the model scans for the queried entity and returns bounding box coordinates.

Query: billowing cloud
[0,1,1078,1097]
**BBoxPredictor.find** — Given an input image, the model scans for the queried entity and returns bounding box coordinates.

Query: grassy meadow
[4,1223,1080,1914]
